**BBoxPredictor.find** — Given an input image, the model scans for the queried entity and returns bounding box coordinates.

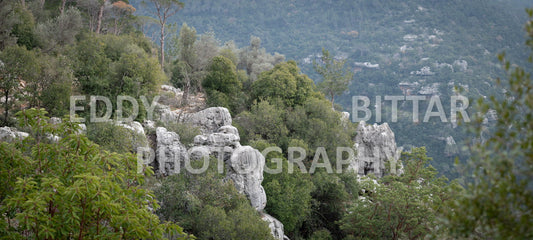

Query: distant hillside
[132,0,531,177]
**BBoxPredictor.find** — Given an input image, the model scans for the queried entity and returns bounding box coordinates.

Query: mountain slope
[132,0,531,177]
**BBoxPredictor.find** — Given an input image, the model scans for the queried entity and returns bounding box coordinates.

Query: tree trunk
[114,18,118,35]
[60,0,67,15]
[160,23,165,69]
[3,90,9,126]
[182,70,190,106]
[95,1,105,34]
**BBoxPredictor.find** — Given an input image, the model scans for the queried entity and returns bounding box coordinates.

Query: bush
[154,157,275,240]
[86,122,148,154]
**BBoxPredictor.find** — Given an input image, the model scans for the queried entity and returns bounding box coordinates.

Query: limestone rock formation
[180,107,232,134]
[350,121,402,177]
[444,136,458,156]
[156,106,232,134]
[453,59,468,72]
[193,126,241,148]
[117,121,145,135]
[152,106,285,239]
[261,213,287,240]
[227,145,267,211]
[155,127,189,175]
[0,127,29,142]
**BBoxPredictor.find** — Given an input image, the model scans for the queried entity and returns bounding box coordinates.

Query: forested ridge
[133,0,532,177]
[0,0,532,239]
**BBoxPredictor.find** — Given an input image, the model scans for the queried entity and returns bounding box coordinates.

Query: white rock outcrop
[350,122,402,177]
[157,107,233,134]
[227,145,267,211]
[0,127,29,142]
[155,127,189,175]
[180,107,232,134]
[262,213,287,240]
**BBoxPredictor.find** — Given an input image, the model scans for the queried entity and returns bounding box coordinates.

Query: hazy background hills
[132,0,532,177]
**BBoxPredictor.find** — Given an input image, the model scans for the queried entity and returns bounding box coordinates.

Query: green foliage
[35,54,74,117]
[303,171,356,239]
[203,55,243,113]
[71,33,112,97]
[0,108,187,239]
[237,36,284,81]
[0,44,39,126]
[154,158,275,240]
[309,229,333,240]
[313,48,353,108]
[236,100,288,145]
[35,7,82,52]
[87,122,149,154]
[0,1,19,49]
[251,61,314,107]
[11,4,38,49]
[443,10,533,239]
[155,121,201,146]
[252,141,315,234]
[340,147,460,239]
[71,33,163,121]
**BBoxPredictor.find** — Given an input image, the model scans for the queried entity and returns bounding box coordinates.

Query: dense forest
[1,0,532,239]
[132,0,532,178]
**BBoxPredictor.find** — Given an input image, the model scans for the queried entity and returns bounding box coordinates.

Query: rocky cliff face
[155,127,189,175]
[152,106,286,239]
[349,121,403,177]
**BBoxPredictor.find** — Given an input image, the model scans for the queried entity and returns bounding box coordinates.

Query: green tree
[71,33,163,120]
[71,33,112,98]
[0,108,188,239]
[238,36,284,81]
[11,4,38,49]
[35,7,82,53]
[155,158,274,240]
[86,122,148,154]
[340,147,460,239]
[36,54,74,117]
[203,55,242,113]
[235,100,288,145]
[145,0,184,68]
[252,140,315,235]
[0,0,18,49]
[313,48,353,109]
[170,23,196,105]
[0,45,39,126]
[443,10,533,239]
[252,60,314,107]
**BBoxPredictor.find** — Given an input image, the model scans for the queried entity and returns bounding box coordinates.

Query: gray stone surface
[0,127,29,142]
[155,127,188,175]
[350,122,402,177]
[180,107,232,134]
[261,213,287,240]
[227,146,267,211]
[152,107,284,238]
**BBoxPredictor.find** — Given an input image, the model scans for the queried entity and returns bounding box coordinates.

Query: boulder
[155,127,188,175]
[350,122,402,177]
[0,127,29,142]
[179,107,232,134]
[261,213,287,240]
[193,132,240,148]
[453,60,468,72]
[117,121,145,135]
[227,146,267,210]
[444,136,458,156]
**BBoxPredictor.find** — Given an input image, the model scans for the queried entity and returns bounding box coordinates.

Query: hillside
[132,0,531,177]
